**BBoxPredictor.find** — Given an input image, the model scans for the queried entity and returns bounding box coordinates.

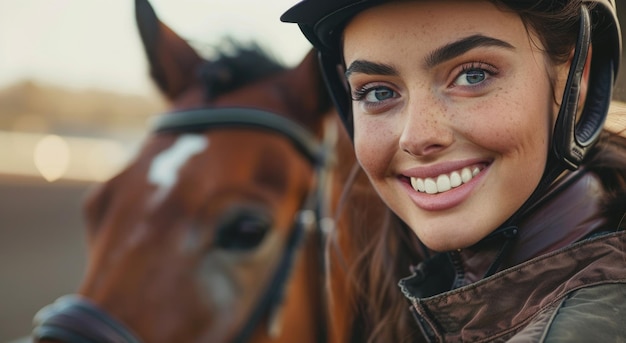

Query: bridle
[154,107,334,343]
[32,107,334,343]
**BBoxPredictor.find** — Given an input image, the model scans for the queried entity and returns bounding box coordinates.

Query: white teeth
[410,166,483,194]
[436,174,451,192]
[461,168,473,183]
[424,178,437,194]
[417,178,425,192]
[450,171,462,188]
[411,177,425,192]
[410,177,417,190]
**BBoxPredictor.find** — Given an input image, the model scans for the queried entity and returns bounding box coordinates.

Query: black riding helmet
[282,0,621,172]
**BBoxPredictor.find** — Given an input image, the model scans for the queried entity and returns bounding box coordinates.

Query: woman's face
[343,0,570,251]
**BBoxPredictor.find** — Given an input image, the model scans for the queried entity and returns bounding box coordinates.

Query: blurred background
[1,1,626,342]
[0,0,310,341]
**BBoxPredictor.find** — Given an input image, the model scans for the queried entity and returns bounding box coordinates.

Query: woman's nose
[398,98,454,157]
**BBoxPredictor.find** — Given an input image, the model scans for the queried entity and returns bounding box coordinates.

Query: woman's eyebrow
[425,34,515,68]
[344,35,513,79]
[345,60,398,79]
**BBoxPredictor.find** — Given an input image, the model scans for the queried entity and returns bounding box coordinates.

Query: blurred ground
[0,81,163,342]
[0,175,93,342]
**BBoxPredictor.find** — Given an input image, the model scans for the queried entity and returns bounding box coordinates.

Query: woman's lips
[400,162,490,211]
[410,164,485,194]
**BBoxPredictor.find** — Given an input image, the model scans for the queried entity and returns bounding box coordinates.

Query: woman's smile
[399,160,491,211]
[343,0,566,251]
[410,166,480,194]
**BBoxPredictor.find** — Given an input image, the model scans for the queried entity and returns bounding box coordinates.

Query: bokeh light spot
[33,135,70,182]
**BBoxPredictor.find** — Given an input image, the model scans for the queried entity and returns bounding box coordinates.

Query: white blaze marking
[148,134,209,203]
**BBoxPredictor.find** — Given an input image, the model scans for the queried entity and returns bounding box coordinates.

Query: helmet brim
[281,0,385,54]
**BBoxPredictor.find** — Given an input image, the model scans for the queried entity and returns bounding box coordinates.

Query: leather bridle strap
[32,295,141,343]
[152,107,324,165]
[232,202,319,343]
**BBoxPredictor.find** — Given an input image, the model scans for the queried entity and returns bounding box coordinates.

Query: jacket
[398,170,626,342]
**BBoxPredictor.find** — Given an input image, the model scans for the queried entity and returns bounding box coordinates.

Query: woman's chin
[414,225,490,252]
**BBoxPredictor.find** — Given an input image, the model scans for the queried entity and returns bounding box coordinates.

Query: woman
[283,1,626,342]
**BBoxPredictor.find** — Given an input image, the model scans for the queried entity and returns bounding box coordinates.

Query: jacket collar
[457,169,609,285]
[399,169,612,297]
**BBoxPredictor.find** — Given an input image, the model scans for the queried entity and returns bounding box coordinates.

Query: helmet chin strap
[481,5,594,277]
[553,4,593,170]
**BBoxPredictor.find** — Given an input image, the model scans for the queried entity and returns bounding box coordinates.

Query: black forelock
[198,39,287,99]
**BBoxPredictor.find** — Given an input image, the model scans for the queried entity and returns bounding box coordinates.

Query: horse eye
[215,211,271,251]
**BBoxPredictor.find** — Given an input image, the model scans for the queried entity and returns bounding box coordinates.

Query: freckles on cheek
[354,135,372,167]
[354,127,383,171]
[471,96,537,149]
[487,114,549,161]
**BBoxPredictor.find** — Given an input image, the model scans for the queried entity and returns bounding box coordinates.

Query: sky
[0,0,312,96]
[0,0,313,182]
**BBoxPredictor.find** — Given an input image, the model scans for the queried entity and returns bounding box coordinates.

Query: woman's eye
[365,87,395,102]
[454,68,488,86]
[353,86,397,103]
[452,62,499,88]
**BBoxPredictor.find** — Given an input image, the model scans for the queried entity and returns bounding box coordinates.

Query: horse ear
[290,49,333,114]
[135,0,204,100]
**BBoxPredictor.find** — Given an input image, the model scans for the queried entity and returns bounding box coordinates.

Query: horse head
[33,0,348,342]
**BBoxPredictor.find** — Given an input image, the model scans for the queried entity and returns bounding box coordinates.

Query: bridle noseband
[32,107,333,343]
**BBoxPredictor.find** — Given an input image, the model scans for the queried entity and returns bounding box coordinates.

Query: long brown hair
[338,1,626,342]
[588,126,626,230]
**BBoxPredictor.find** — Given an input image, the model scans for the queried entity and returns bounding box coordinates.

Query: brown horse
[29,0,369,342]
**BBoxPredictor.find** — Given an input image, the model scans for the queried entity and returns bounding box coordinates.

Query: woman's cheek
[354,121,391,176]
